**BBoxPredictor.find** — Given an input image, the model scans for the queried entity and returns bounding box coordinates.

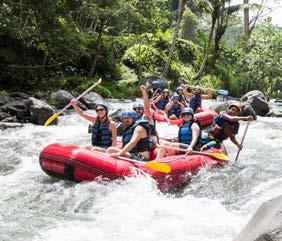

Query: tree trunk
[244,0,249,38]
[89,21,104,76]
[162,0,186,78]
[193,15,216,80]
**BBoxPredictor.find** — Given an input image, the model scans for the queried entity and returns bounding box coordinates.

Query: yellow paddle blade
[44,113,59,126]
[210,152,229,161]
[145,161,171,173]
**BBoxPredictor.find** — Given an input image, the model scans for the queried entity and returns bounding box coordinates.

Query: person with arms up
[201,101,253,151]
[106,110,151,162]
[70,99,117,152]
[164,94,184,120]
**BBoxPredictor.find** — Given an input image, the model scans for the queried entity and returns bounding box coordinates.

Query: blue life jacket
[168,103,182,118]
[122,120,151,153]
[190,94,202,112]
[156,96,169,110]
[92,120,112,148]
[178,120,202,147]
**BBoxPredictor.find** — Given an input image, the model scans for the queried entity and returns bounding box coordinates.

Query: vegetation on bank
[0,0,281,98]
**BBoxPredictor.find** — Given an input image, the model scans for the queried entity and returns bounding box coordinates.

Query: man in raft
[106,110,151,162]
[70,99,117,152]
[164,94,184,120]
[184,85,212,113]
[201,101,253,151]
[154,107,202,160]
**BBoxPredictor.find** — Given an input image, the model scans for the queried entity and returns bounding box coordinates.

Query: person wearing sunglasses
[132,103,145,121]
[106,110,151,162]
[70,99,117,152]
[176,86,188,107]
[154,108,202,160]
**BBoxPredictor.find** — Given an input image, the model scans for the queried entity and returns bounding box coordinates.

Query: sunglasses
[96,108,105,112]
[182,113,192,117]
[133,108,143,111]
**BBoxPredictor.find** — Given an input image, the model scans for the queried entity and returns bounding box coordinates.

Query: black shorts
[129,153,148,162]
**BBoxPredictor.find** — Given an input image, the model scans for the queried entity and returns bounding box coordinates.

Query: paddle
[235,121,250,162]
[103,153,171,174]
[44,78,102,126]
[157,144,229,161]
[185,85,229,96]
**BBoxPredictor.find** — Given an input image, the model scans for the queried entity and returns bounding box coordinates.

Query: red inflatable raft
[39,143,227,190]
[151,108,217,127]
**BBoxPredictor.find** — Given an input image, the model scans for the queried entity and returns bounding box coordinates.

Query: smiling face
[133,107,144,117]
[95,105,107,118]
[182,113,193,121]
[122,117,135,127]
[228,106,240,116]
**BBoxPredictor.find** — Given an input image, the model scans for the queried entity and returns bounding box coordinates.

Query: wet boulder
[0,95,8,106]
[50,90,74,109]
[9,92,29,100]
[80,92,104,109]
[241,90,270,116]
[27,97,57,125]
[110,108,123,123]
[0,100,30,122]
[234,195,282,241]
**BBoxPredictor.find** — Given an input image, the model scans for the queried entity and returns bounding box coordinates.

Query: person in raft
[154,108,202,160]
[70,99,117,152]
[164,94,184,120]
[153,88,170,111]
[184,85,212,113]
[200,101,253,151]
[175,86,189,107]
[106,110,151,162]
[139,85,159,147]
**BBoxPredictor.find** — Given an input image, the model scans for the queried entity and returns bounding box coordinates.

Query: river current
[0,99,281,241]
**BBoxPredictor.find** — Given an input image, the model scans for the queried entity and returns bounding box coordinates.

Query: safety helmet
[181,107,194,116]
[133,103,144,109]
[163,88,169,93]
[229,101,242,113]
[95,103,108,112]
[121,110,137,119]
[172,94,179,100]
[151,80,160,89]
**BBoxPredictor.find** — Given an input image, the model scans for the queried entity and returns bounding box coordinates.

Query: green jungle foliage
[0,1,281,98]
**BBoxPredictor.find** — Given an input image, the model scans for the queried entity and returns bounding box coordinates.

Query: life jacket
[168,103,182,118]
[136,114,146,122]
[178,120,202,147]
[91,120,112,148]
[122,120,151,153]
[209,111,240,141]
[190,94,202,112]
[156,96,169,110]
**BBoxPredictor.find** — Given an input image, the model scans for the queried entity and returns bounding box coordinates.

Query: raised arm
[70,99,96,123]
[140,85,153,120]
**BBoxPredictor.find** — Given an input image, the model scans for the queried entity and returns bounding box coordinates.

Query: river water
[0,100,281,241]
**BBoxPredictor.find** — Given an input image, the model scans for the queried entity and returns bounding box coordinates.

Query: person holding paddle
[70,100,117,152]
[201,101,253,151]
[154,107,201,160]
[106,110,151,162]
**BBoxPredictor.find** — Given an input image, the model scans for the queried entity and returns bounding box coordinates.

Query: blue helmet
[181,107,194,116]
[133,103,144,109]
[172,94,179,100]
[121,110,137,119]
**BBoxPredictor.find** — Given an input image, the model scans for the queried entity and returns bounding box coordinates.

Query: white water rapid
[0,100,281,241]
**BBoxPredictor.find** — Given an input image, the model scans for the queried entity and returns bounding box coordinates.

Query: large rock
[27,97,57,125]
[234,195,282,241]
[80,92,104,109]
[210,100,257,120]
[241,90,270,116]
[51,90,75,109]
[0,95,8,106]
[0,101,30,121]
